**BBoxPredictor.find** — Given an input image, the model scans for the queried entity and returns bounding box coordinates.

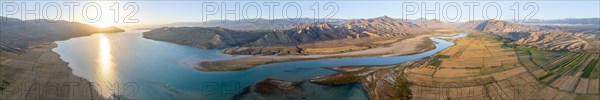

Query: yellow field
[404,33,599,99]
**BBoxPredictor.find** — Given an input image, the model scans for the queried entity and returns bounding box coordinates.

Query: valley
[1,15,599,99]
[311,33,599,99]
[198,33,438,71]
[0,0,597,99]
[136,16,600,99]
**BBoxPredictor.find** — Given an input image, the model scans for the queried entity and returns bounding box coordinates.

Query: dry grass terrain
[404,33,600,99]
[0,42,102,99]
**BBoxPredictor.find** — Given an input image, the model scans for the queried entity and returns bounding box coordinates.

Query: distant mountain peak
[374,16,394,19]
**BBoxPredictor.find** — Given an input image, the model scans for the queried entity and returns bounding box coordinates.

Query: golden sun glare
[95,21,113,28]
[99,34,112,68]
[96,34,118,98]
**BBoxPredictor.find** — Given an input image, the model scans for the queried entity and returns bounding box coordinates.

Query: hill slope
[143,16,436,55]
[0,16,124,53]
[461,20,599,52]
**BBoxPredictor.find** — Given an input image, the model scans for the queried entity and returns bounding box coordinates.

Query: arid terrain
[2,13,599,99]
[143,17,463,71]
[143,17,600,72]
[406,33,599,99]
[143,16,444,55]
[311,33,599,99]
[137,16,600,99]
[0,16,123,99]
[198,33,438,71]
[0,0,597,99]
[461,20,600,52]
[0,42,103,99]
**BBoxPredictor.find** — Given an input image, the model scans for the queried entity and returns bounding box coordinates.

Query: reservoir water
[52,30,466,99]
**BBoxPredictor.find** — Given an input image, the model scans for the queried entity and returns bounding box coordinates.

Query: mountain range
[460,19,600,52]
[0,16,124,53]
[144,17,600,54]
[143,16,451,55]
[137,18,347,30]
[2,16,597,53]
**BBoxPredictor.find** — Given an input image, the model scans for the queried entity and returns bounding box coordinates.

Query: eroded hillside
[461,20,600,52]
[143,16,445,55]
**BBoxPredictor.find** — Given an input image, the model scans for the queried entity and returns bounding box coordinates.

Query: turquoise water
[52,30,465,99]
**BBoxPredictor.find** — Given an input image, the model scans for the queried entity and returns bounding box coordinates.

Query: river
[52,30,467,99]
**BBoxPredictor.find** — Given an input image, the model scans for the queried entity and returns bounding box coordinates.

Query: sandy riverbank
[0,42,103,99]
[197,33,442,71]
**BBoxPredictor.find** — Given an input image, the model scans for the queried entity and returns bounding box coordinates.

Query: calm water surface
[53,30,466,99]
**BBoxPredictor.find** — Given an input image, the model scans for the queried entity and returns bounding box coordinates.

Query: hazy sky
[1,0,599,26]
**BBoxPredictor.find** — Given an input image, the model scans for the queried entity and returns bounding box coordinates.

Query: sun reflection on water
[99,34,112,71]
[96,34,119,98]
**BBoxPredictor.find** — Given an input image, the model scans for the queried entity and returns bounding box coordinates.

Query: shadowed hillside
[143,16,441,55]
[0,16,124,53]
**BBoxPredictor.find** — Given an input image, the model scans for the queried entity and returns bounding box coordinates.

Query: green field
[429,55,450,67]
[515,46,566,71]
[581,54,600,78]
[538,52,599,80]
[531,50,566,65]
[514,46,600,81]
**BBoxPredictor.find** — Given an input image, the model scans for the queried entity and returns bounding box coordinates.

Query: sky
[1,0,599,27]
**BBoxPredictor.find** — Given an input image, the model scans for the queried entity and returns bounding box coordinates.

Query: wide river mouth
[52,30,467,99]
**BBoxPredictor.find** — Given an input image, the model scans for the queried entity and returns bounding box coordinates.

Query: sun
[95,21,114,29]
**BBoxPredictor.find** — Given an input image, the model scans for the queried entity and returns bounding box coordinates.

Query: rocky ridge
[143,16,437,55]
[462,20,600,52]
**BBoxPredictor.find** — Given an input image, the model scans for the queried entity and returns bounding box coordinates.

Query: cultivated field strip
[406,34,600,99]
[517,47,600,95]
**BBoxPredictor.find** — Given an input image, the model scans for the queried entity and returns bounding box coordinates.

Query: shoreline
[197,33,453,71]
[319,33,600,99]
[309,63,416,99]
[304,32,464,100]
[0,42,103,99]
